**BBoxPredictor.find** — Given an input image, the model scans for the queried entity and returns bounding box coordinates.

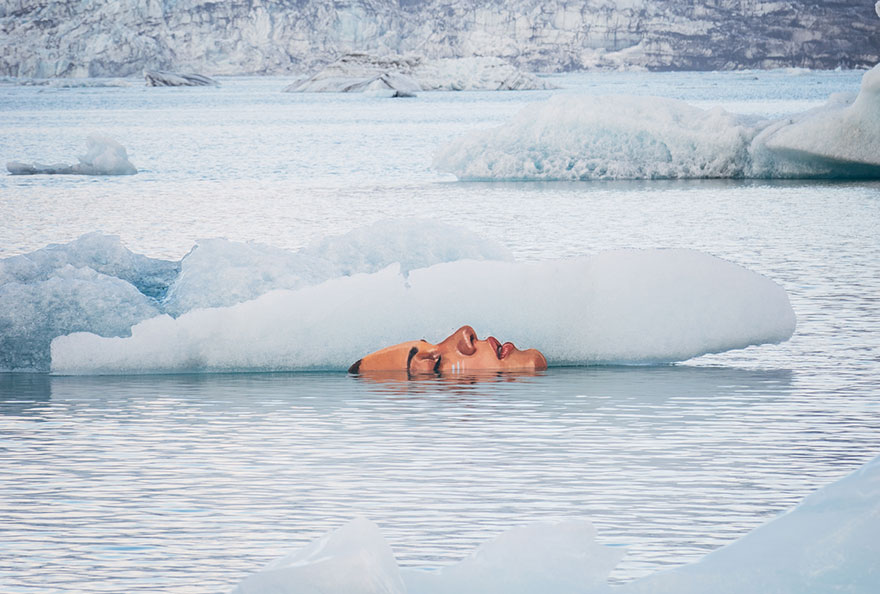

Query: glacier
[285,54,555,93]
[229,453,880,593]
[435,64,880,180]
[0,221,794,374]
[6,133,138,176]
[2,1,879,78]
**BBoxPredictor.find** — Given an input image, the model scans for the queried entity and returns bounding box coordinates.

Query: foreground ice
[231,454,880,593]
[286,53,554,94]
[436,64,880,180]
[6,133,137,175]
[50,248,794,374]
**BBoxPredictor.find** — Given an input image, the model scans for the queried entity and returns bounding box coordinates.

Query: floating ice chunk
[144,70,219,87]
[285,53,553,93]
[232,456,879,594]
[414,57,556,91]
[50,249,795,374]
[437,65,880,180]
[434,95,755,180]
[402,520,622,594]
[7,133,137,175]
[624,455,880,594]
[231,517,405,594]
[0,266,159,371]
[750,63,880,178]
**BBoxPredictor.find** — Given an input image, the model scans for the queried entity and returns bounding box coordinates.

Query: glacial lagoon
[1,69,879,592]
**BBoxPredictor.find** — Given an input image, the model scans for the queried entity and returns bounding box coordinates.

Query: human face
[352,326,547,375]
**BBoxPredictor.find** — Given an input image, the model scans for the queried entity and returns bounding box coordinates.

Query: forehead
[359,341,426,371]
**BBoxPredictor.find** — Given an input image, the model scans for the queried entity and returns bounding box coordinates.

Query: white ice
[50,249,795,374]
[6,133,138,175]
[435,64,880,180]
[230,454,880,593]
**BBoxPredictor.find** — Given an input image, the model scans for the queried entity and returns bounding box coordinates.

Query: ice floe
[49,247,794,374]
[144,69,219,87]
[6,133,137,175]
[436,64,880,180]
[229,454,880,593]
[285,53,554,94]
[0,221,794,374]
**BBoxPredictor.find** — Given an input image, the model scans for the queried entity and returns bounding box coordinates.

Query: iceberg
[7,133,137,176]
[436,64,880,180]
[144,69,219,87]
[229,454,880,593]
[285,53,554,94]
[49,249,795,374]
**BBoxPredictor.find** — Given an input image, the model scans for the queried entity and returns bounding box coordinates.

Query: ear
[410,349,441,374]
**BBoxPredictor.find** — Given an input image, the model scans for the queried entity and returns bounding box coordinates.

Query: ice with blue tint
[231,455,880,594]
[435,64,880,180]
[0,220,511,371]
[164,219,513,315]
[6,133,137,175]
[50,247,795,374]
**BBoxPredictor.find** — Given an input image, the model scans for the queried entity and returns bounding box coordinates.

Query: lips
[488,336,515,360]
[487,336,502,359]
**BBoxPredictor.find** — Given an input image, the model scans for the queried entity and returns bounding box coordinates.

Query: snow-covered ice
[49,247,795,374]
[230,454,880,593]
[286,53,554,93]
[6,133,138,176]
[436,64,880,180]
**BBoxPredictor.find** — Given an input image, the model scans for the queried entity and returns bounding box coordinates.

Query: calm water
[1,70,879,593]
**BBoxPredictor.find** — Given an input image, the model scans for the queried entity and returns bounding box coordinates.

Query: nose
[444,325,478,356]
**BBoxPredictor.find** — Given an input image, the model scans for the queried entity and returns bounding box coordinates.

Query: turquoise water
[1,70,879,592]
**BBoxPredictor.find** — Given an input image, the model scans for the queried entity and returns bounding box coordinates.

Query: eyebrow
[406,346,418,374]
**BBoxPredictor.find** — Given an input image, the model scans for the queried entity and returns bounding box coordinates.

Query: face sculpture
[350,325,547,375]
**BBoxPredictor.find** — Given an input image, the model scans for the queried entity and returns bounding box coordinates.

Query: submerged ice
[0,220,795,374]
[6,133,138,176]
[230,454,880,593]
[436,64,880,180]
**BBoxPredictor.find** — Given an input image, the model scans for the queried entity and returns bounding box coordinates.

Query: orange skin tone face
[353,325,547,375]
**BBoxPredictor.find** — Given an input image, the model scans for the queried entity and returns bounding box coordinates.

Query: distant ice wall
[436,64,880,180]
[229,454,880,593]
[50,249,795,374]
[3,0,879,77]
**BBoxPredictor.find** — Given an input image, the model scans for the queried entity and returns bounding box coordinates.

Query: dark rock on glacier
[144,70,219,87]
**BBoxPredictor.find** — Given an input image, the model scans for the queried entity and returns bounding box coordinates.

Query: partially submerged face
[350,325,547,375]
